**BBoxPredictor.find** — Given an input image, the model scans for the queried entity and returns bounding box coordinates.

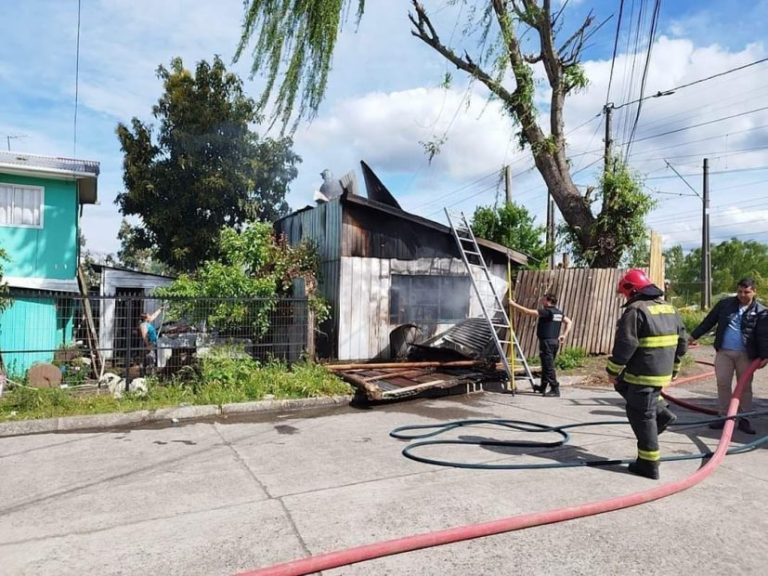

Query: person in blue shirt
[139,307,163,375]
[689,278,768,434]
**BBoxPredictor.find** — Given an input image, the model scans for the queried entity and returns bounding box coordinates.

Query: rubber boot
[628,458,659,480]
[544,386,560,397]
[657,409,677,434]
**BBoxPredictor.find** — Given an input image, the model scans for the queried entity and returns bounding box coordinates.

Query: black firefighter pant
[614,380,674,462]
[539,338,560,392]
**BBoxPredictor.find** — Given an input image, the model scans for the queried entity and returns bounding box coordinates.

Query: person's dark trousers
[614,380,662,476]
[539,338,560,394]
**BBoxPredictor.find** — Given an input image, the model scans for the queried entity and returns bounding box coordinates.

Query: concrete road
[1,372,767,576]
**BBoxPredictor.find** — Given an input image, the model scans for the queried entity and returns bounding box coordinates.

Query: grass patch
[523,346,588,371]
[680,309,714,344]
[0,358,351,422]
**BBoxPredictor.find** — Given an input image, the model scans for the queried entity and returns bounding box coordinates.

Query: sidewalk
[1,371,766,576]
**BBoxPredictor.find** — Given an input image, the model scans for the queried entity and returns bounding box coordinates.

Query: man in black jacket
[689,277,768,434]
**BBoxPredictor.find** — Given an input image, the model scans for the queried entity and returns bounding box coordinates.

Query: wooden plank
[589,269,605,353]
[573,268,587,351]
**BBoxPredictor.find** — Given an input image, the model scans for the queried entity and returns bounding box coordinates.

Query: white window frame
[0,182,45,229]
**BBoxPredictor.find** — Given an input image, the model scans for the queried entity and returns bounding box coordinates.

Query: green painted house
[0,151,99,376]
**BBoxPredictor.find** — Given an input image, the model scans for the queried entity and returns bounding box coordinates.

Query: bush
[525,346,587,371]
[1,357,351,421]
[680,309,706,336]
[555,347,587,370]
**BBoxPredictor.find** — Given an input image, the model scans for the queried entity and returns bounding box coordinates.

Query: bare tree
[236,0,652,266]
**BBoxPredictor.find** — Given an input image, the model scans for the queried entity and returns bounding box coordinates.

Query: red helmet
[617,269,652,299]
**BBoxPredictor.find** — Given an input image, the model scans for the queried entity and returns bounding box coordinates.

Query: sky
[2,0,768,261]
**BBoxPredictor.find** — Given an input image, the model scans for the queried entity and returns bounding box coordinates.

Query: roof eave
[0,163,99,204]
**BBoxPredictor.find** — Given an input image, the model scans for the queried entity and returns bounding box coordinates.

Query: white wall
[98,269,174,360]
[336,256,508,361]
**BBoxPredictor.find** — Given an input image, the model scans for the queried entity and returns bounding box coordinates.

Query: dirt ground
[566,343,768,395]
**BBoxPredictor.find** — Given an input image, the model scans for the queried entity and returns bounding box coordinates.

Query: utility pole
[504,165,512,203]
[603,104,613,173]
[703,158,711,309]
[664,159,710,309]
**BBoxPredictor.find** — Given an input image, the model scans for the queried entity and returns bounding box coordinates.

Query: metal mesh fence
[0,292,311,386]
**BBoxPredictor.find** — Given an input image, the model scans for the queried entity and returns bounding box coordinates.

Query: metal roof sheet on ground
[335,365,499,401]
[409,317,507,360]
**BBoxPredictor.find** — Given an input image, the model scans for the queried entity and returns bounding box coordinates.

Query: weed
[555,347,587,371]
[0,359,351,422]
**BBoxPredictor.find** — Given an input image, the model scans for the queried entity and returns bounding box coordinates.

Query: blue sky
[2,0,768,259]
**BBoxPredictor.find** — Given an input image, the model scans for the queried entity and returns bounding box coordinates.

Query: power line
[625,0,661,159]
[605,0,625,106]
[629,105,768,145]
[630,80,768,137]
[613,55,768,111]
[645,164,768,180]
[73,0,82,157]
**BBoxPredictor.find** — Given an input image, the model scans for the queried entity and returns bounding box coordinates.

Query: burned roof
[341,192,528,266]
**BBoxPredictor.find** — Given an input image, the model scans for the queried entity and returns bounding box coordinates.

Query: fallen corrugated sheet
[335,364,499,401]
[331,315,511,400]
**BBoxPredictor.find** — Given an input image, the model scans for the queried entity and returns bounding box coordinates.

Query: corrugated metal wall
[275,200,343,356]
[337,256,508,361]
[278,199,512,360]
[0,292,72,377]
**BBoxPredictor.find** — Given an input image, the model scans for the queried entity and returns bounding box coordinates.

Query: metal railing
[0,293,312,386]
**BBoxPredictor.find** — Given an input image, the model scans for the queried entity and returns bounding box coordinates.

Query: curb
[0,395,354,438]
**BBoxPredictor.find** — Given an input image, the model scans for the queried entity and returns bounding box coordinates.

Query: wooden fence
[511,268,629,357]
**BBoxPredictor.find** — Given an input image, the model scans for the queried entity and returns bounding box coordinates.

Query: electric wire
[613,55,768,111]
[73,0,82,156]
[604,0,625,106]
[624,0,661,160]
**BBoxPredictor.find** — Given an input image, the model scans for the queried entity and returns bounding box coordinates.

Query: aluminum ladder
[445,209,536,391]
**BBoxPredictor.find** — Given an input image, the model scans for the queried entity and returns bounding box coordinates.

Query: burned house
[275,162,528,361]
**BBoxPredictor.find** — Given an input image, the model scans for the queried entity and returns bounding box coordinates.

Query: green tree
[115,56,301,273]
[470,202,552,268]
[116,220,170,276]
[155,222,325,337]
[665,239,768,306]
[234,1,654,266]
[560,158,655,266]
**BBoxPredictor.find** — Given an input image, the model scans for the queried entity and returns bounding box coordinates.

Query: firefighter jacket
[607,293,687,387]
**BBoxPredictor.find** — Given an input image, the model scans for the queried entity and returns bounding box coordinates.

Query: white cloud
[3,1,768,255]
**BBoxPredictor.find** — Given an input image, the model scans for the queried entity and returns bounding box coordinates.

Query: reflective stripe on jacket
[606,298,687,387]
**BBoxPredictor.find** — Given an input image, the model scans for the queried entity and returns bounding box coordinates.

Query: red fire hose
[236,359,760,576]
[661,358,718,414]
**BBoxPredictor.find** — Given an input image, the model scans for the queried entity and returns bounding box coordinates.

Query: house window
[0,183,44,228]
[389,275,470,324]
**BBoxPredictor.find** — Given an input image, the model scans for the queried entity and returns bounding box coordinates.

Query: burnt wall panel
[342,204,460,261]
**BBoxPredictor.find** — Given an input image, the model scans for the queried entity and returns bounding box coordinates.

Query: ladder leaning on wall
[445,209,536,392]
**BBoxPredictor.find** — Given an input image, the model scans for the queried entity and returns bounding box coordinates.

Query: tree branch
[557,11,595,65]
[409,2,516,105]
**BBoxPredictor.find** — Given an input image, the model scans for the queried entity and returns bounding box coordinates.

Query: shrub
[555,347,587,370]
[680,309,706,336]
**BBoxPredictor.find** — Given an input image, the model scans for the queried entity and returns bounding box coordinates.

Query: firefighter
[607,269,687,480]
